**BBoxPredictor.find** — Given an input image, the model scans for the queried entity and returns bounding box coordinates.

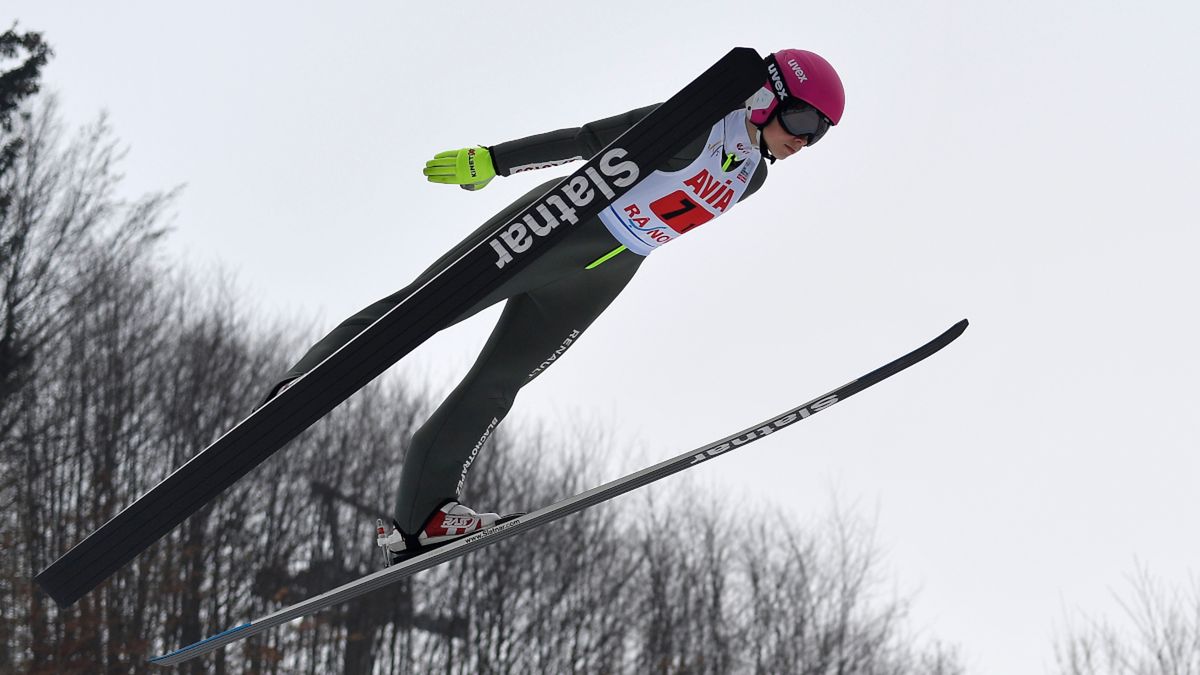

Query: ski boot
[375,500,520,566]
[255,376,299,411]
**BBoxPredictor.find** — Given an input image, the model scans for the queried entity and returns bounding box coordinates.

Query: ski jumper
[270,105,768,534]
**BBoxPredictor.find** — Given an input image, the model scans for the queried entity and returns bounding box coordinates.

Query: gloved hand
[422,146,497,191]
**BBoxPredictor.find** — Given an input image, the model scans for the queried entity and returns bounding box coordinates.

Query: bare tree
[0,26,51,400]
[1056,565,1200,675]
[0,92,174,674]
[625,486,966,675]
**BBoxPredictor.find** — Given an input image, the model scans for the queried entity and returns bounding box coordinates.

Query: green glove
[422,146,497,191]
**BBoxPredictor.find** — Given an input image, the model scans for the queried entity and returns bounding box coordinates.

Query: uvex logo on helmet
[786,59,808,84]
[767,62,789,103]
[769,59,809,102]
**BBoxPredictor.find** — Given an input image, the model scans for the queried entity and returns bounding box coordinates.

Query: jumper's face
[761,116,810,160]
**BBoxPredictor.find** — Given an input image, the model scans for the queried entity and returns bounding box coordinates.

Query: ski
[149,319,968,666]
[34,47,767,609]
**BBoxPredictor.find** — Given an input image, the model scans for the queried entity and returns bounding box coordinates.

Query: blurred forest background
[2,26,1197,675]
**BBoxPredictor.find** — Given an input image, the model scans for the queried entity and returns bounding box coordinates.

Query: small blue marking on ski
[149,623,252,662]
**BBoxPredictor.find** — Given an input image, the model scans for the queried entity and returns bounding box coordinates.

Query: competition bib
[597,109,760,256]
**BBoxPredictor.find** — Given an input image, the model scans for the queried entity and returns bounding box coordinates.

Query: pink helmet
[749,49,845,127]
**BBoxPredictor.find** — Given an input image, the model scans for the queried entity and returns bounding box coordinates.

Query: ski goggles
[778,101,832,146]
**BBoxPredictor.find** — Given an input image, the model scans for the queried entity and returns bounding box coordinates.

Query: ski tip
[937,318,969,347]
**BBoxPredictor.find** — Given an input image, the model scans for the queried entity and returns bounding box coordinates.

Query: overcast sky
[9,1,1200,672]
